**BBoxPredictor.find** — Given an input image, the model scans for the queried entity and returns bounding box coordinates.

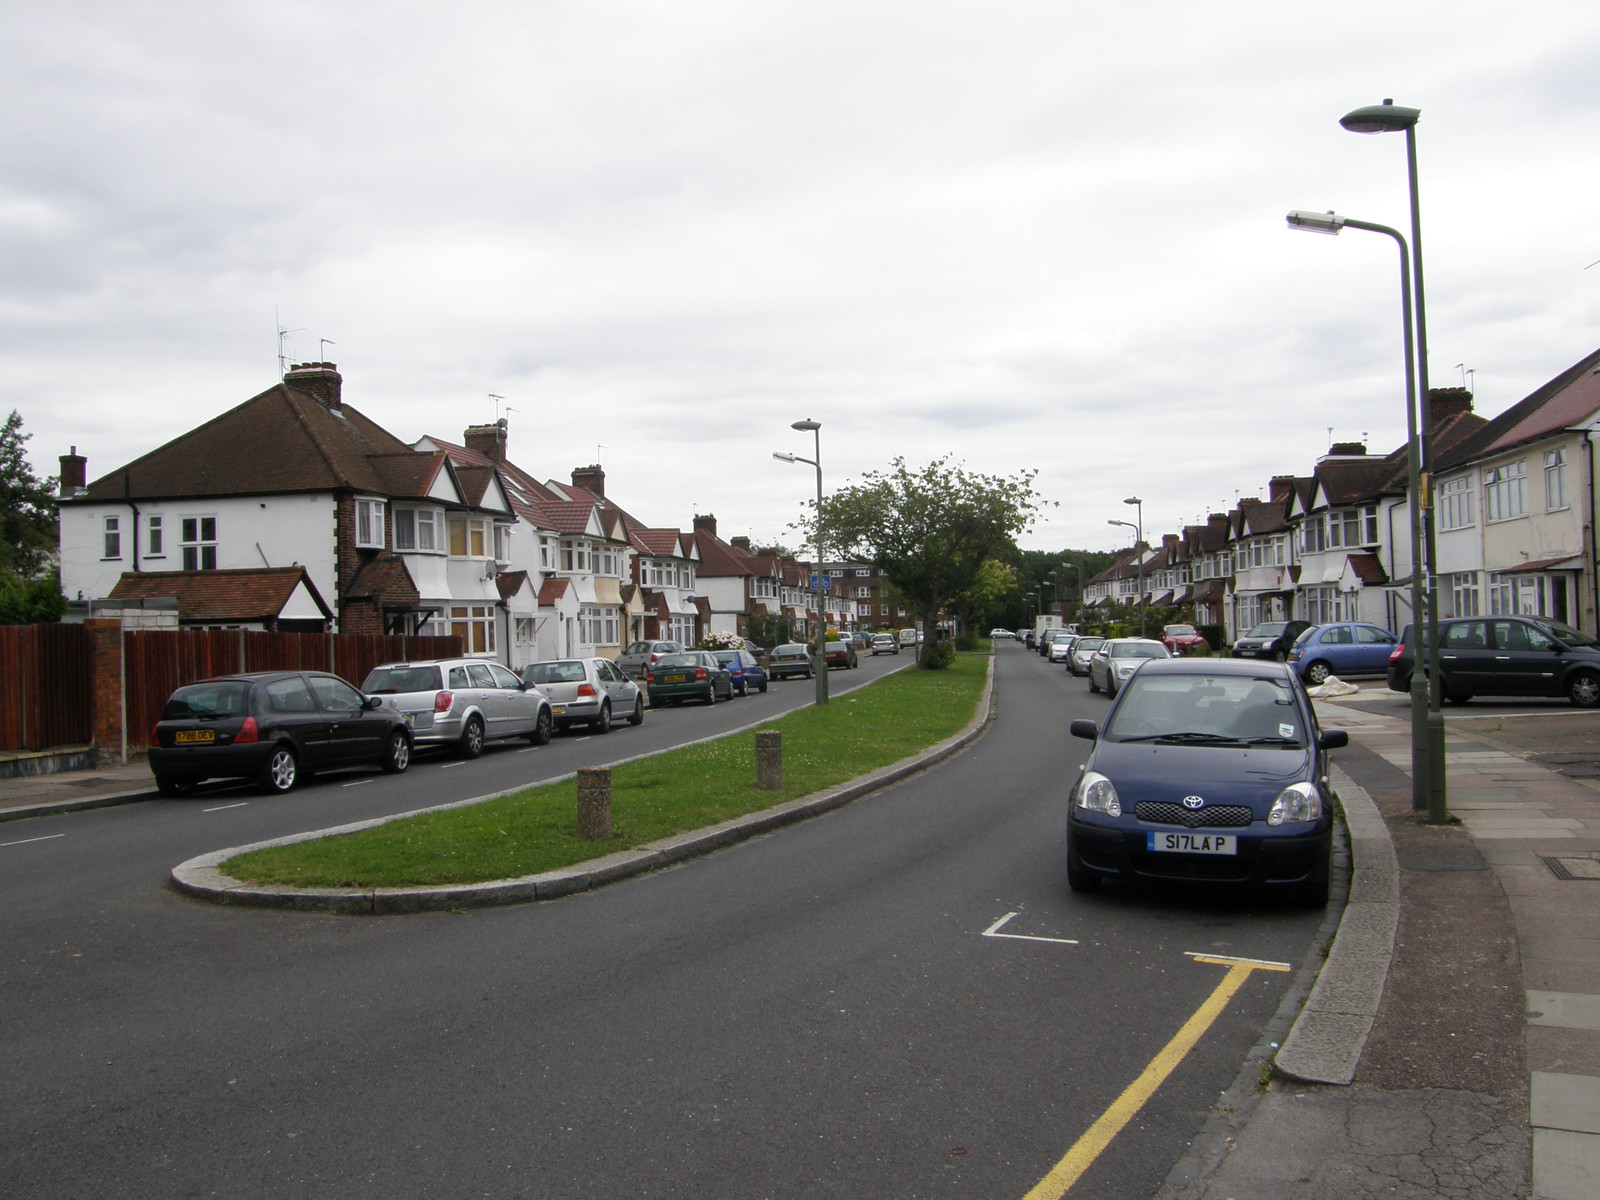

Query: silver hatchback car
[522,658,644,732]
[361,658,553,757]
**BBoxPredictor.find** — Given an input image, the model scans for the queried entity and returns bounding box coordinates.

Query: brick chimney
[693,513,717,538]
[731,535,751,553]
[464,421,507,463]
[1328,442,1368,457]
[571,464,605,498]
[1429,387,1474,425]
[1268,475,1297,502]
[283,362,342,410]
[59,446,86,498]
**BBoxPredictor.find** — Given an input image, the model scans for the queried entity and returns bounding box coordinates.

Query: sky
[5,1,1598,557]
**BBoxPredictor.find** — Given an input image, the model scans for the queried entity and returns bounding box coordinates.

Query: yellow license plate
[661,674,687,683]
[174,729,214,744]
[550,704,567,715]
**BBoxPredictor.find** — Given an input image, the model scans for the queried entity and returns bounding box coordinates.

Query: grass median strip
[223,652,989,889]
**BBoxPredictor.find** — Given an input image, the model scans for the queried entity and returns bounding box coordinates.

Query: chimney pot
[283,362,343,410]
[59,447,87,498]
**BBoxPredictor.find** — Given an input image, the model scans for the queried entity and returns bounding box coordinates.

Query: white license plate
[1148,832,1237,855]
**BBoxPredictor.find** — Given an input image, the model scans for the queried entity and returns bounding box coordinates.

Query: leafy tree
[1,409,59,579]
[0,568,67,624]
[820,457,1047,668]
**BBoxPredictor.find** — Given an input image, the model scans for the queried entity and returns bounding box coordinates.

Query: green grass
[223,653,990,889]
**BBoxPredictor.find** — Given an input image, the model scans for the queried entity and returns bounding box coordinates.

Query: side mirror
[1319,728,1349,750]
[1070,718,1099,741]
[364,695,384,710]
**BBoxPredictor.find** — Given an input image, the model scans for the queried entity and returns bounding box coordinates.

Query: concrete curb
[170,656,997,914]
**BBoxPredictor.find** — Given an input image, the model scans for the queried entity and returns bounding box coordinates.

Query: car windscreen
[524,662,586,684]
[654,654,697,668]
[1543,620,1599,647]
[1165,626,1197,637]
[1105,674,1306,746]
[1112,642,1168,659]
[162,681,252,720]
[1247,623,1287,637]
[362,665,443,694]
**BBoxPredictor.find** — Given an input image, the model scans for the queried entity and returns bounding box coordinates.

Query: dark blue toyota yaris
[1065,658,1348,908]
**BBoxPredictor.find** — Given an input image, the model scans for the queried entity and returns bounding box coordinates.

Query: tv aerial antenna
[275,309,305,375]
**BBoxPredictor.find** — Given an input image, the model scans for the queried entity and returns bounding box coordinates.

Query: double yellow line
[1022,954,1288,1200]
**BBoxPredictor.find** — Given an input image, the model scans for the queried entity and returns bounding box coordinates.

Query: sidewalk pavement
[7,690,1600,1198]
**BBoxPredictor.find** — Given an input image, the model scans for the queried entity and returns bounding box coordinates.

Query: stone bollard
[576,766,612,840]
[755,730,782,790]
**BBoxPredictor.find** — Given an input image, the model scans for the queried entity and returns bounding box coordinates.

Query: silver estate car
[361,658,553,757]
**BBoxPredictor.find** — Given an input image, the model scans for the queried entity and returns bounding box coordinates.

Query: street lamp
[1287,207,1435,819]
[1060,562,1079,627]
[1107,517,1142,637]
[1340,98,1446,821]
[773,418,828,705]
[1124,497,1144,635]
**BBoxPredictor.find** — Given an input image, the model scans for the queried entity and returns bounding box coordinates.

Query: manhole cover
[1543,856,1600,881]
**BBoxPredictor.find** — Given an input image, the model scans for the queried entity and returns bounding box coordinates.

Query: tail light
[576,683,598,698]
[694,668,708,681]
[1389,643,1406,662]
[149,723,160,747]
[434,691,454,713]
[645,670,656,684]
[235,716,260,744]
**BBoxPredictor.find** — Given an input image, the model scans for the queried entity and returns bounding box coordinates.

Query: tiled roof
[1347,553,1387,586]
[108,566,332,623]
[538,577,571,605]
[343,556,420,605]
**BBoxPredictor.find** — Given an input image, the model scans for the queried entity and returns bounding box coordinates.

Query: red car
[1161,624,1208,656]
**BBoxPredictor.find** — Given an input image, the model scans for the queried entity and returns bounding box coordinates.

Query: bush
[917,639,956,670]
[954,632,980,652]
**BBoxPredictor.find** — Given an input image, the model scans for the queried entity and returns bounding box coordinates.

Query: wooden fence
[0,624,94,752]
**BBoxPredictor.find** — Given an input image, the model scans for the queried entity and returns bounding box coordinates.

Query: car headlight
[1073,770,1121,816]
[1267,782,1322,825]
[1115,661,1138,677]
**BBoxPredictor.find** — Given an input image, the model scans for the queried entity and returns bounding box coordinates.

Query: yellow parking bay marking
[983,912,1079,945]
[1021,955,1289,1200]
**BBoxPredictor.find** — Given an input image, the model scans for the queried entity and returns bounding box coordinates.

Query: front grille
[1135,802,1253,829]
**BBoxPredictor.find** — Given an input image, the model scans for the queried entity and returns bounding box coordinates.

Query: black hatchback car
[1387,616,1600,707]
[148,671,412,796]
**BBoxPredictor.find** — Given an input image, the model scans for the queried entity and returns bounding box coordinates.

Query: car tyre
[1445,689,1474,705]
[259,745,298,794]
[628,696,645,726]
[458,715,485,759]
[528,708,554,745]
[592,701,612,734]
[155,775,196,797]
[1569,671,1600,708]
[758,679,768,693]
[380,729,411,774]
[1305,660,1333,686]
[1088,673,1100,693]
[704,685,717,706]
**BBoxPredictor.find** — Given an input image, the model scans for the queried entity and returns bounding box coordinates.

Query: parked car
[521,658,644,732]
[1066,658,1348,907]
[1232,620,1312,661]
[824,640,859,670]
[646,651,735,705]
[989,628,1014,639]
[1160,624,1208,657]
[844,632,871,650]
[712,648,770,695]
[1286,622,1399,685]
[617,640,685,679]
[898,627,921,648]
[1038,628,1071,657]
[870,633,900,655]
[1088,638,1171,697]
[1386,616,1600,707]
[361,657,553,757]
[768,643,815,679]
[148,671,412,796]
[1047,634,1079,664]
[1067,635,1106,676]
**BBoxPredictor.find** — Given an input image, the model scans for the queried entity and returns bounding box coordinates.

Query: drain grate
[1542,855,1600,881]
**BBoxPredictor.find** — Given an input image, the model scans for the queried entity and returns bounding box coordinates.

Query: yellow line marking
[1021,957,1279,1199]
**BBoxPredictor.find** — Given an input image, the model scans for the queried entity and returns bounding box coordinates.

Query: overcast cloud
[5,1,1598,554]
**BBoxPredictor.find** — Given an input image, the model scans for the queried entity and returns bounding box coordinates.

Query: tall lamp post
[1287,208,1437,820]
[1123,497,1144,635]
[773,419,828,706]
[1060,562,1079,627]
[1340,98,1446,819]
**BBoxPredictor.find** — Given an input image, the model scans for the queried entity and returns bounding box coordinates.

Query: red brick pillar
[85,619,125,767]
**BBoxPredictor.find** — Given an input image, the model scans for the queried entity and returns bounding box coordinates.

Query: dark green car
[645,651,735,705]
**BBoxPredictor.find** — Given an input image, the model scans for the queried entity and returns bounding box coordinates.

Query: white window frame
[1484,461,1528,523]
[448,603,497,654]
[1450,572,1481,618]
[354,498,386,549]
[180,516,217,570]
[102,515,121,560]
[450,516,491,558]
[1439,476,1475,532]
[146,514,164,558]
[1546,448,1568,511]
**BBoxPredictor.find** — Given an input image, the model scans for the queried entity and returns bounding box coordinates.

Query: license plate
[404,712,416,726]
[1148,832,1237,855]
[174,729,214,744]
[661,674,687,683]
[550,704,567,715]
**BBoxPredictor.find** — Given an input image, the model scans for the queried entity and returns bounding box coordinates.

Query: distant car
[617,640,685,679]
[870,633,900,655]
[1047,634,1079,664]
[646,651,735,705]
[1066,658,1348,907]
[1232,621,1312,661]
[362,657,553,757]
[148,671,412,796]
[522,658,644,732]
[1386,615,1600,707]
[844,632,871,650]
[1088,638,1171,697]
[712,648,770,695]
[1285,622,1399,685]
[1068,636,1106,676]
[1160,624,1208,657]
[824,640,859,670]
[898,628,920,648]
[768,643,815,680]
[989,628,1014,639]
[1038,628,1071,657]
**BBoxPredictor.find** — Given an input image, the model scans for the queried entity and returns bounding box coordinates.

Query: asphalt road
[2,645,1334,1199]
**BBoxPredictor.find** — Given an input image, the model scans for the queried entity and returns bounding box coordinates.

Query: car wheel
[380,729,411,774]
[1305,660,1333,686]
[592,701,612,733]
[155,775,196,797]
[1088,673,1100,693]
[628,696,645,726]
[458,715,485,759]
[758,679,768,693]
[705,685,717,705]
[1445,686,1473,705]
[259,746,298,794]
[1569,671,1600,708]
[528,709,554,745]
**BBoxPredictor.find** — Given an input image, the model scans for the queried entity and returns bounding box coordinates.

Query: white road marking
[1184,951,1291,971]
[203,802,250,812]
[2,833,65,847]
[982,912,1079,945]
[342,778,373,787]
